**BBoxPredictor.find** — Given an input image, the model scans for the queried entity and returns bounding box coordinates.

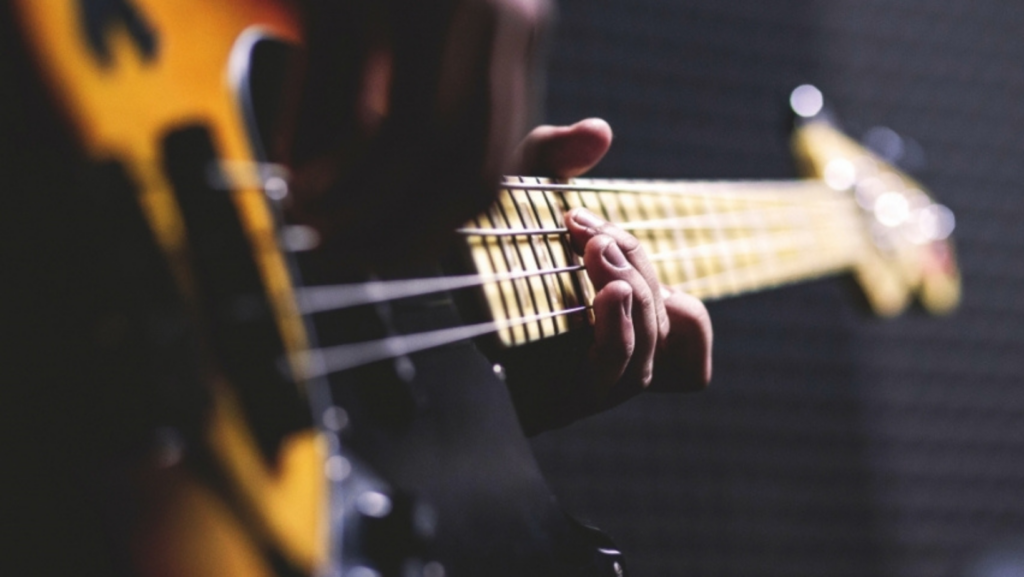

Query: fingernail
[602,240,629,269]
[660,286,672,299]
[573,209,604,228]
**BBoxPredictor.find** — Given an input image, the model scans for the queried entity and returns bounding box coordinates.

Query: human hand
[513,119,712,422]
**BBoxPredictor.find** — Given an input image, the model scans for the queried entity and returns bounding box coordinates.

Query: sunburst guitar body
[9,1,327,575]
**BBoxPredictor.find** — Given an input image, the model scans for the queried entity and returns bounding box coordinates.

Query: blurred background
[528,1,1024,576]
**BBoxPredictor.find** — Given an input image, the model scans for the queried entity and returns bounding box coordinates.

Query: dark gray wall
[531,2,1024,576]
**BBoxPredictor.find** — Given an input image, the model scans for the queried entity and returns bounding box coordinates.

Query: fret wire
[524,184,567,336]
[573,189,598,317]
[630,190,672,287]
[475,214,517,346]
[602,188,631,253]
[494,193,546,340]
[795,200,818,276]
[555,189,592,319]
[728,194,752,289]
[746,195,775,287]
[510,179,556,337]
[483,207,525,345]
[591,187,614,223]
[675,235,860,298]
[525,186,572,334]
[662,190,694,287]
[537,189,574,313]
[702,189,733,294]
[753,197,779,284]
[680,189,706,287]
[726,192,746,293]
[676,251,854,300]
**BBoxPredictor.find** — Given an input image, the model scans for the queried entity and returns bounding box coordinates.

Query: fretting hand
[512,119,712,425]
[290,0,711,427]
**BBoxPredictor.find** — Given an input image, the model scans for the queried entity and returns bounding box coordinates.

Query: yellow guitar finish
[12,1,326,574]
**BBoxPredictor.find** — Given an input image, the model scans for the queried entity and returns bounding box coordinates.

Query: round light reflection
[790,84,824,118]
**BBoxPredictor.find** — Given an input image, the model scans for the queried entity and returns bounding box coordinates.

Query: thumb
[510,118,613,177]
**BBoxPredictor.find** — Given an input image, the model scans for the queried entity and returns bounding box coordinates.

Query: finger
[584,235,658,388]
[510,118,613,177]
[651,286,713,392]
[586,280,635,395]
[566,208,669,340]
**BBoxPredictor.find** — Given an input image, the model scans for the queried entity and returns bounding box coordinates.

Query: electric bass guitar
[4,0,959,576]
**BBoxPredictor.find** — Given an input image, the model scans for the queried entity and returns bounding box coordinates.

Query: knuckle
[584,233,611,256]
[633,285,656,313]
[671,293,712,331]
[616,231,642,254]
[621,338,635,361]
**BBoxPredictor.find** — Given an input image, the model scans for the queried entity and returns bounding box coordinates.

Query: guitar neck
[463,177,868,347]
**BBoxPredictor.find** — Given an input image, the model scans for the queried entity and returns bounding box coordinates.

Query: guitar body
[4,2,622,576]
[6,1,323,575]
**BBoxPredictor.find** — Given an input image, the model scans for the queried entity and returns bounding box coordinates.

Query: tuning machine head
[789,85,961,317]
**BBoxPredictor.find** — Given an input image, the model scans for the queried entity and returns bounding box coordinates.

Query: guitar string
[454,199,862,237]
[500,179,833,197]
[673,245,857,294]
[216,160,831,196]
[294,306,590,378]
[291,189,865,315]
[221,164,865,373]
[294,267,584,314]
[291,226,862,316]
[286,187,862,315]
[291,235,861,380]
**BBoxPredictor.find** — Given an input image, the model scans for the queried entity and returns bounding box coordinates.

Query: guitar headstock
[789,85,961,316]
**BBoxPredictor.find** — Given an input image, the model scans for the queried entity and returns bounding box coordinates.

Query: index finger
[565,208,670,341]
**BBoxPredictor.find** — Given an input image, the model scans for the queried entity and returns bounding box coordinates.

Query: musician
[284,1,715,572]
[1,1,711,575]
[290,0,713,431]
